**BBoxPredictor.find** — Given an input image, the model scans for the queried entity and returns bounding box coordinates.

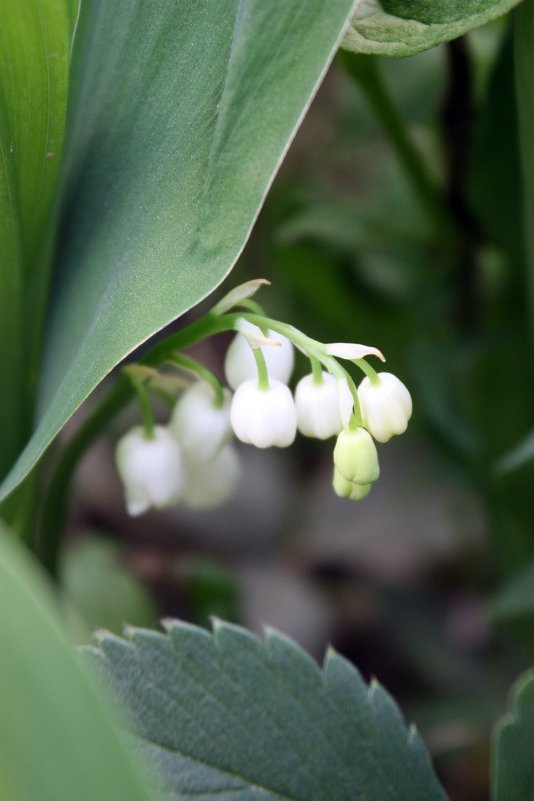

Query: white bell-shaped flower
[183,445,241,509]
[230,378,297,448]
[295,372,353,440]
[224,326,294,389]
[169,382,232,461]
[358,372,412,443]
[115,426,185,516]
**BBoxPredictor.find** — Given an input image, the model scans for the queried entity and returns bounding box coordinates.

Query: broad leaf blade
[342,0,521,57]
[0,523,154,801]
[1,0,356,502]
[0,0,75,477]
[86,620,448,801]
[492,670,534,801]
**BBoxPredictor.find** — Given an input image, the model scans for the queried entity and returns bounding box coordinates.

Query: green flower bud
[332,468,372,501]
[333,427,380,485]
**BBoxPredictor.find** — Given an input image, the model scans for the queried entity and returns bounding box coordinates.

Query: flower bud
[358,372,412,443]
[169,382,232,461]
[230,378,297,448]
[333,427,380,485]
[224,326,294,389]
[183,445,241,509]
[295,372,353,440]
[332,468,372,501]
[115,426,185,516]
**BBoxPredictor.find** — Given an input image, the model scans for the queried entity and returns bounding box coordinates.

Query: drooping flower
[224,324,294,389]
[169,381,232,461]
[115,426,185,516]
[332,468,372,501]
[295,372,353,439]
[230,378,297,448]
[358,372,412,443]
[182,445,241,509]
[333,427,380,485]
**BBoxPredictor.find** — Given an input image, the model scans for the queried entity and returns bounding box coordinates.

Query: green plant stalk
[168,353,225,407]
[37,308,370,576]
[252,347,270,390]
[339,51,454,236]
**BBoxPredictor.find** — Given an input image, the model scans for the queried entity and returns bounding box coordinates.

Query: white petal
[183,445,241,509]
[326,342,385,362]
[224,330,294,389]
[169,382,232,460]
[230,379,296,448]
[115,426,185,514]
[295,372,351,440]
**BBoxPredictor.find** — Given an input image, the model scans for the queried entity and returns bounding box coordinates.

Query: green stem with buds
[37,306,377,577]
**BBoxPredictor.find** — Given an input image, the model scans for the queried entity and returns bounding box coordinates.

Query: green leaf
[490,562,534,619]
[85,620,448,801]
[516,0,534,345]
[492,670,534,801]
[468,30,523,265]
[61,535,158,638]
[495,429,534,474]
[0,0,355,502]
[341,0,521,57]
[0,0,76,477]
[0,521,154,801]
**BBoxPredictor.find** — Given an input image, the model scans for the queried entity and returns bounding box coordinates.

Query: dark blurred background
[55,22,534,801]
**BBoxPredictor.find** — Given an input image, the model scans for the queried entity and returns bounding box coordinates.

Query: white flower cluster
[115,317,412,515]
[115,382,239,516]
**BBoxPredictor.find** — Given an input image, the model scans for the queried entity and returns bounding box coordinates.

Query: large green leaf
[85,620,448,801]
[0,0,76,478]
[0,522,155,801]
[341,0,521,57]
[0,0,355,503]
[492,670,534,801]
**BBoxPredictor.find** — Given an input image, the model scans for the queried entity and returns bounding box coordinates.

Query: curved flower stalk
[110,279,412,516]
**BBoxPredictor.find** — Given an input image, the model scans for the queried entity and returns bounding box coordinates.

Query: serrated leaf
[0,522,154,801]
[492,670,534,801]
[85,620,448,801]
[0,0,356,503]
[342,0,521,57]
[0,0,76,477]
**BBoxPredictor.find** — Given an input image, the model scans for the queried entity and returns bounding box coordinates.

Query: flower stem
[168,353,225,407]
[253,347,270,390]
[310,356,324,384]
[354,358,380,385]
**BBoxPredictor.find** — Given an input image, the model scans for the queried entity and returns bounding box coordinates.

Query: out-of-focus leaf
[495,429,534,474]
[61,535,158,638]
[490,563,534,619]
[0,0,76,477]
[468,31,523,264]
[342,0,520,57]
[492,670,534,801]
[0,522,154,801]
[184,557,241,627]
[516,0,534,339]
[0,0,356,503]
[85,619,448,801]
